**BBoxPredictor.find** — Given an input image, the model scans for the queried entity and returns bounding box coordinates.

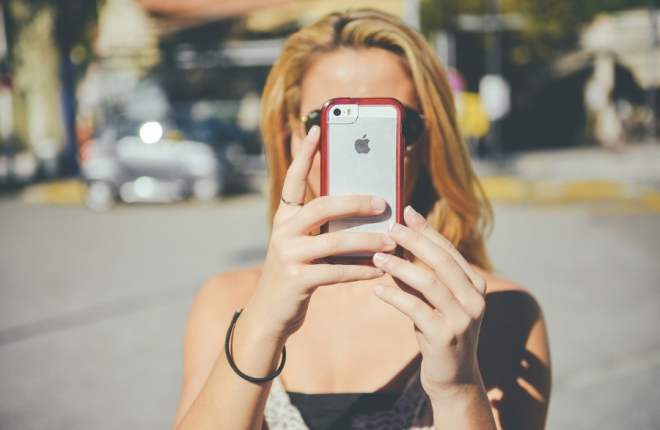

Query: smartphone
[320,97,405,265]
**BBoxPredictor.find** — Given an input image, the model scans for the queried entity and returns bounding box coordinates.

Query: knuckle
[471,295,486,317]
[279,246,297,262]
[438,235,455,252]
[285,265,302,281]
[359,265,374,279]
[368,233,384,248]
[426,272,441,291]
[291,266,304,279]
[456,313,473,333]
[437,249,456,267]
[351,195,367,213]
[474,276,487,295]
[409,297,427,314]
[309,196,330,214]
[325,233,342,251]
[406,227,421,242]
[270,236,285,255]
[332,264,348,281]
[273,211,286,225]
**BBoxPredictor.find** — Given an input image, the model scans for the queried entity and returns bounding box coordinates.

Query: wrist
[233,304,289,350]
[225,305,289,382]
[429,382,496,430]
[428,381,488,407]
[244,291,307,340]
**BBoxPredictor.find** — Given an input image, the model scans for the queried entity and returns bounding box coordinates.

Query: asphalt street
[0,193,659,430]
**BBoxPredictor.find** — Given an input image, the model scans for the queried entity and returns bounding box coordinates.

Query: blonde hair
[261,9,493,271]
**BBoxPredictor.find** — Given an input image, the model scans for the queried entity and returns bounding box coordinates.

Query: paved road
[0,195,659,430]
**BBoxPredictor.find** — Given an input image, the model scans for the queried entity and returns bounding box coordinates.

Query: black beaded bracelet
[224,308,286,383]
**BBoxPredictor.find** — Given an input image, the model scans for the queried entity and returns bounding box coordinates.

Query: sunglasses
[301,105,425,148]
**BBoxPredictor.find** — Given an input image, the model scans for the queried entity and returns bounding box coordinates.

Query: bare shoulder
[172,268,262,427]
[475,266,529,295]
[193,267,262,315]
[184,267,263,364]
[473,267,552,428]
[473,266,546,347]
[185,266,262,363]
[474,267,543,320]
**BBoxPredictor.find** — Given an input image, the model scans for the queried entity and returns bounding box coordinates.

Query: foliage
[421,0,656,62]
[6,0,98,74]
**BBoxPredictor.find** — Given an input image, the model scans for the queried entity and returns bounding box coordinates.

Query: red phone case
[320,97,405,265]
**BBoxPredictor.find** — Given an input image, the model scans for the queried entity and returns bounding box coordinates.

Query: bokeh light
[139,122,163,144]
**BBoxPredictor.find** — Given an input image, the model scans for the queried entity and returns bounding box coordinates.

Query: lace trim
[263,369,434,430]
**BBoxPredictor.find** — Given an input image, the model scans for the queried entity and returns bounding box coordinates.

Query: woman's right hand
[245,125,394,340]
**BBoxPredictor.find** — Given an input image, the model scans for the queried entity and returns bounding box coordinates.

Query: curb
[16,178,660,213]
[20,180,85,205]
[480,176,660,212]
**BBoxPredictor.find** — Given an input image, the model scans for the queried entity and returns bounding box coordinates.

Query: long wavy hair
[261,9,493,271]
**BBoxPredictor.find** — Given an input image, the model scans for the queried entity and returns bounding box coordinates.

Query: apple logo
[354,134,371,154]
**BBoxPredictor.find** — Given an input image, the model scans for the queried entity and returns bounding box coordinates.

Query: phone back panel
[320,98,404,263]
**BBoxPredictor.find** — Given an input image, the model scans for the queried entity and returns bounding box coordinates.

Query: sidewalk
[475,144,660,211]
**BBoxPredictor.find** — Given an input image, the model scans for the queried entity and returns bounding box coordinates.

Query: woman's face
[291,48,423,203]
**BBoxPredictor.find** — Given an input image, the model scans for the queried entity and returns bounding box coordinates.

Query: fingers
[386,221,478,308]
[290,195,387,234]
[380,208,487,319]
[402,206,487,296]
[373,252,465,322]
[292,231,396,262]
[372,283,443,336]
[279,126,320,212]
[309,264,385,288]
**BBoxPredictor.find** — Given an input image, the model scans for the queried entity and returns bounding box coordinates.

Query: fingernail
[375,268,384,275]
[374,252,390,265]
[371,197,386,211]
[374,284,385,294]
[308,125,319,137]
[405,205,422,222]
[389,223,404,235]
[383,235,396,246]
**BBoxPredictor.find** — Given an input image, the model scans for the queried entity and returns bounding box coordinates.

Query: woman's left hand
[372,205,488,402]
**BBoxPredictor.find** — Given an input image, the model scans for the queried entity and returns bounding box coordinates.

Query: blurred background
[0,0,658,429]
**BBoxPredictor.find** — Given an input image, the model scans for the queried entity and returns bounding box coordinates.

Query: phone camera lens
[333,108,341,116]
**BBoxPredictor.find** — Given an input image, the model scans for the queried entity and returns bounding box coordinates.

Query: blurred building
[579,9,660,147]
[503,9,660,152]
[70,0,420,207]
[6,0,655,190]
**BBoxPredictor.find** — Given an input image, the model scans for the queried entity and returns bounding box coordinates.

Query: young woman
[173,9,551,430]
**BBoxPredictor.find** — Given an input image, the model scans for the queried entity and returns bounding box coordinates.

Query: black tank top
[286,391,401,430]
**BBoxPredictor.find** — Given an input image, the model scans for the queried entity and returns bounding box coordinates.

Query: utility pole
[648,7,659,145]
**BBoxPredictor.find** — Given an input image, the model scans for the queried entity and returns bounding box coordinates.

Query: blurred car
[177,107,265,187]
[80,119,224,212]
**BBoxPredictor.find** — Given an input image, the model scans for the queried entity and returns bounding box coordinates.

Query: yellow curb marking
[479,177,528,200]
[21,180,85,205]
[529,182,565,202]
[480,177,659,213]
[642,187,660,213]
[563,180,626,200]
